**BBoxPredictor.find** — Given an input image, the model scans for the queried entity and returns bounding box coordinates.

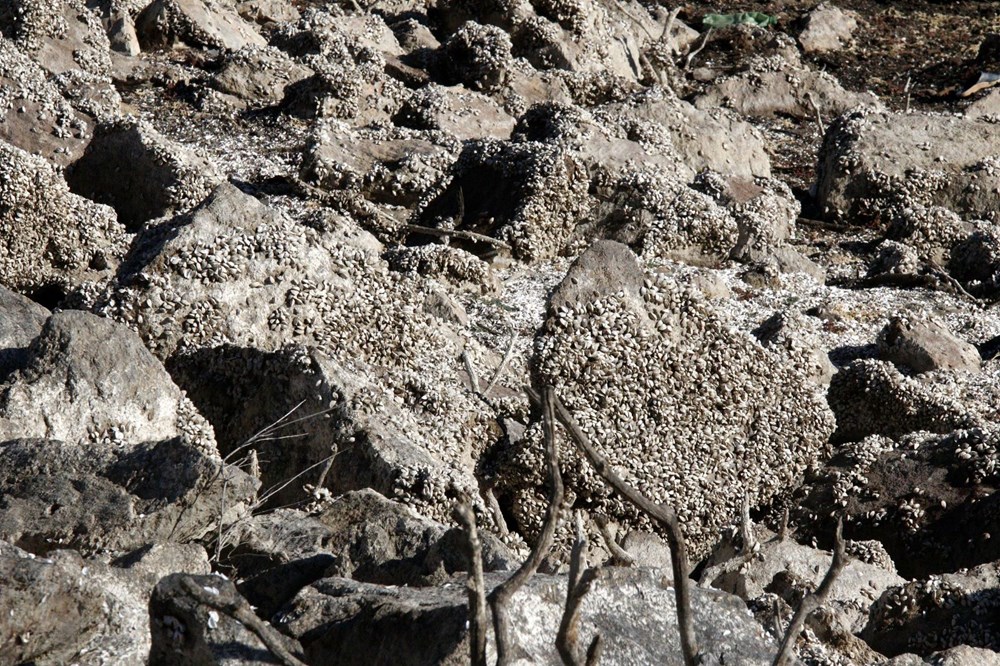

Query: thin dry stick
[740,493,758,558]
[904,74,912,113]
[489,386,565,666]
[596,516,635,566]
[462,350,482,395]
[684,28,712,69]
[778,507,789,542]
[557,512,603,666]
[658,6,682,44]
[772,519,847,666]
[214,477,228,564]
[180,577,307,666]
[402,224,511,250]
[483,486,510,536]
[484,331,517,397]
[804,91,825,136]
[534,389,701,666]
[454,502,489,666]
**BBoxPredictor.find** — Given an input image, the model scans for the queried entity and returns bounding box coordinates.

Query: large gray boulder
[877,316,981,374]
[817,111,1000,224]
[0,139,128,296]
[275,568,780,665]
[135,0,267,51]
[0,286,48,375]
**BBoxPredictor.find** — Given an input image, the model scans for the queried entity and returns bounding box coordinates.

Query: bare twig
[658,6,682,45]
[684,28,712,70]
[903,74,912,113]
[483,486,510,536]
[804,91,825,136]
[596,516,635,566]
[778,507,789,542]
[611,0,657,41]
[454,502,489,666]
[796,216,852,233]
[489,386,564,665]
[214,477,228,564]
[314,443,339,490]
[463,350,482,395]
[772,519,848,666]
[402,224,511,250]
[529,388,701,666]
[180,577,307,666]
[740,493,758,558]
[558,512,603,666]
[484,331,517,397]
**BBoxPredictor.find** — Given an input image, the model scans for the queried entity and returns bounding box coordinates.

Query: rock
[0,0,112,78]
[797,3,859,54]
[877,317,981,374]
[212,46,312,105]
[500,242,835,559]
[885,205,976,265]
[695,58,879,121]
[791,426,1000,578]
[441,22,513,93]
[0,542,157,665]
[237,0,300,25]
[394,84,516,140]
[966,89,1000,119]
[301,122,458,206]
[863,561,1000,657]
[67,116,221,231]
[108,9,142,56]
[0,139,128,298]
[0,286,49,375]
[546,240,646,317]
[0,40,93,166]
[0,311,257,555]
[753,310,836,386]
[932,645,1000,665]
[149,572,304,666]
[827,360,977,443]
[817,111,1000,224]
[276,568,780,665]
[701,528,905,634]
[135,0,267,51]
[948,230,1000,296]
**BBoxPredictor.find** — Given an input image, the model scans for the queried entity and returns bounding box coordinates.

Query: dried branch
[772,519,847,666]
[463,350,482,395]
[454,502,489,666]
[489,386,565,665]
[684,28,712,70]
[804,91,825,136]
[778,507,789,542]
[483,486,510,536]
[658,6,682,45]
[740,493,758,558]
[596,516,635,566]
[402,223,511,250]
[484,331,518,397]
[558,512,603,666]
[180,577,307,666]
[528,387,701,666]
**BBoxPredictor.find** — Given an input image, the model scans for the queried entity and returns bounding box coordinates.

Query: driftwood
[557,512,603,666]
[489,386,565,665]
[454,502,490,666]
[527,387,702,666]
[771,519,848,666]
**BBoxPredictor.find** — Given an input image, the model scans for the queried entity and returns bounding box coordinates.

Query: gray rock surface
[0,286,48,375]
[818,111,1000,223]
[67,116,221,231]
[212,46,312,105]
[276,568,780,665]
[877,316,981,374]
[135,0,267,51]
[798,3,860,54]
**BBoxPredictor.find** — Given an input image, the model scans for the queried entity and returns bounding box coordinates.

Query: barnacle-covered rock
[0,0,111,77]
[0,139,128,297]
[828,360,978,443]
[135,0,267,51]
[885,205,976,264]
[66,116,221,231]
[505,241,835,558]
[441,21,513,93]
[99,183,509,526]
[0,39,92,166]
[791,427,1000,578]
[211,45,312,106]
[817,111,1000,224]
[877,316,981,375]
[394,84,516,141]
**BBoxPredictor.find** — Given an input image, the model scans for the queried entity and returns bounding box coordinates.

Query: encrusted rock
[797,3,859,54]
[0,139,127,297]
[212,45,312,105]
[135,0,267,51]
[275,568,780,664]
[394,84,516,140]
[877,316,981,374]
[67,116,221,231]
[441,21,513,92]
[0,286,48,375]
[817,111,1000,224]
[503,242,835,558]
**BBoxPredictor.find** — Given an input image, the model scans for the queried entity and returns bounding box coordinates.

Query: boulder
[135,0,267,51]
[499,242,835,559]
[0,0,112,78]
[0,139,128,298]
[237,0,300,25]
[67,116,221,231]
[877,317,981,374]
[394,85,516,140]
[0,286,48,375]
[441,22,513,93]
[797,3,859,54]
[817,111,1000,224]
[212,46,312,105]
[275,568,780,665]
[791,427,1000,578]
[0,40,93,166]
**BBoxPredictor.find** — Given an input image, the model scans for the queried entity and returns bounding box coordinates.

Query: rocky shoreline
[3,0,1000,663]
